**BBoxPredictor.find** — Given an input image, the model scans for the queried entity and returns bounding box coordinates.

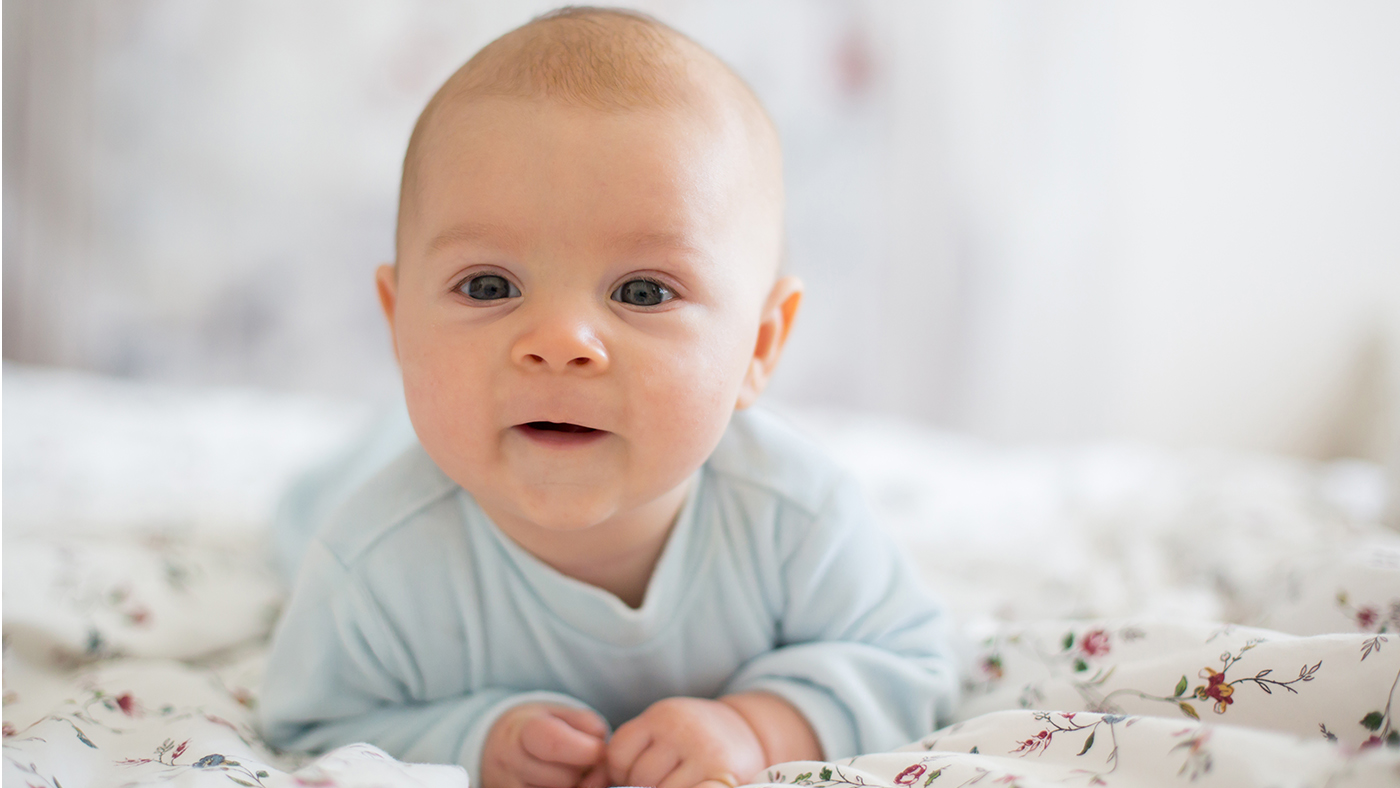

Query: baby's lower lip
[514,422,609,446]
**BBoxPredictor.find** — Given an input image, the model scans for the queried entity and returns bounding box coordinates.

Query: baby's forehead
[422,90,740,167]
[407,95,781,251]
[418,97,773,257]
[398,8,782,269]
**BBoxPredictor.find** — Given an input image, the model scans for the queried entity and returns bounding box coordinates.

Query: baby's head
[377,7,801,537]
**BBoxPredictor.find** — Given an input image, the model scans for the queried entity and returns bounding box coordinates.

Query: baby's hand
[607,697,766,788]
[482,703,609,788]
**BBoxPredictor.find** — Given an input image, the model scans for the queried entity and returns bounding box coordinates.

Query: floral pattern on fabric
[1337,591,1400,635]
[3,534,282,666]
[763,709,1400,788]
[954,621,1400,749]
[9,548,1400,786]
[1,651,467,787]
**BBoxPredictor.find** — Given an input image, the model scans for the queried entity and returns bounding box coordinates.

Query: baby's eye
[460,274,520,301]
[611,279,674,307]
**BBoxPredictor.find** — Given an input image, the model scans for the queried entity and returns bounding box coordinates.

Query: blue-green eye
[460,274,519,301]
[611,279,673,307]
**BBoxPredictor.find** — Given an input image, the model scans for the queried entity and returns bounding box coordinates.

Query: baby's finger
[521,714,607,766]
[518,756,582,788]
[626,744,681,788]
[685,777,743,788]
[659,761,740,788]
[578,762,611,788]
[606,721,652,784]
[550,705,610,740]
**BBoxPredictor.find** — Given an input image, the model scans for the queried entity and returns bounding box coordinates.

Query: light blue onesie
[260,408,957,782]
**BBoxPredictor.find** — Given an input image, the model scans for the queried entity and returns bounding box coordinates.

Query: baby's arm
[606,692,819,788]
[719,476,959,760]
[720,691,822,766]
[260,539,608,784]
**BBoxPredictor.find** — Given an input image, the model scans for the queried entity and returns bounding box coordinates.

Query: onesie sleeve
[720,477,959,759]
[259,538,599,781]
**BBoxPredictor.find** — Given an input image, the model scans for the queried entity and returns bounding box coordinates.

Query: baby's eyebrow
[426,222,527,256]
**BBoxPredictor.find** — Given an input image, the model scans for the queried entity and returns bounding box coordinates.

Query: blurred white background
[5,0,1399,461]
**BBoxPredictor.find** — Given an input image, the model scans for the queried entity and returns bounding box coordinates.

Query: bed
[5,364,1399,786]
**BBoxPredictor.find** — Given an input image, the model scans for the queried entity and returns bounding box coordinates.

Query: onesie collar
[460,470,708,647]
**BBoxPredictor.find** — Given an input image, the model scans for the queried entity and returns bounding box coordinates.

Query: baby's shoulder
[705,407,853,519]
[314,442,462,567]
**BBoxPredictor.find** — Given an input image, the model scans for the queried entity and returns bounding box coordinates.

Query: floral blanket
[4,368,1400,786]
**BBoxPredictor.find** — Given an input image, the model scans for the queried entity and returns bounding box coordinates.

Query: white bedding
[4,365,1399,786]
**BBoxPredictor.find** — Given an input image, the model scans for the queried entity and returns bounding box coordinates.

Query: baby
[260,8,956,788]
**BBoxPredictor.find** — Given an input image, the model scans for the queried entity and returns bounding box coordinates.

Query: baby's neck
[550,519,675,609]
[486,479,692,609]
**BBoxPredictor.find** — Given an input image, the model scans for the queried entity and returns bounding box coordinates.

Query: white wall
[841,1,1400,459]
[1109,3,1400,459]
[5,1,1398,460]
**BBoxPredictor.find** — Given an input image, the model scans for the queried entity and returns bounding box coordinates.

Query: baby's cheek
[664,320,752,401]
[629,362,741,498]
[644,352,734,428]
[401,347,495,470]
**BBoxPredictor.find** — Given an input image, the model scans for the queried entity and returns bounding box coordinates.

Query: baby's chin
[484,484,632,534]
[466,457,693,540]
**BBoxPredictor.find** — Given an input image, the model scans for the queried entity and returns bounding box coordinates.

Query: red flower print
[1194,668,1234,713]
[1080,629,1110,657]
[1013,726,1058,755]
[2,723,14,737]
[894,764,926,785]
[1357,606,1379,630]
[116,693,139,716]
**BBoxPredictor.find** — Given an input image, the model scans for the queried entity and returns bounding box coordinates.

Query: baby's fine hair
[444,6,705,112]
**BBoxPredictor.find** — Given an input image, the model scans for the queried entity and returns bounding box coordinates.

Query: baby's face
[382,96,784,535]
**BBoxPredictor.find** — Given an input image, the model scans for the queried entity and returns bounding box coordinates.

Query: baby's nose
[510,315,610,373]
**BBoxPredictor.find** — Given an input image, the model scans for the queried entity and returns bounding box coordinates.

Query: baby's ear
[736,276,803,410]
[375,263,400,361]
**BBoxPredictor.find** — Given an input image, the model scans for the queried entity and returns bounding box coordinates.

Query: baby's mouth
[522,421,599,434]
[515,421,607,447]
